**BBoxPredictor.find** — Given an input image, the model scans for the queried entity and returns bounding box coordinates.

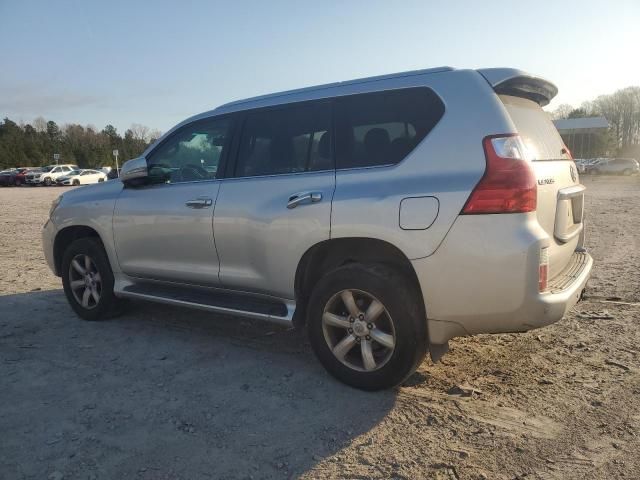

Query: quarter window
[235,102,333,177]
[147,118,230,183]
[335,88,445,169]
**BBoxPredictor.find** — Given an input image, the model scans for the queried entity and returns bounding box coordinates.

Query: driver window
[147,118,230,184]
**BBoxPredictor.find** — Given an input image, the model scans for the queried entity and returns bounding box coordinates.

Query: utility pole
[113,149,119,175]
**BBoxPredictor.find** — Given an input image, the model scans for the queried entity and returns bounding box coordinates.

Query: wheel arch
[53,225,105,276]
[293,237,425,327]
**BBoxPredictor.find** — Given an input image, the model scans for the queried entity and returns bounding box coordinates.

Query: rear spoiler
[477,68,558,107]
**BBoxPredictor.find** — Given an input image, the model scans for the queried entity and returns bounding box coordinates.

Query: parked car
[56,169,108,186]
[574,159,591,174]
[26,165,79,186]
[591,158,639,175]
[43,67,592,390]
[0,169,18,186]
[0,167,34,186]
[14,167,36,186]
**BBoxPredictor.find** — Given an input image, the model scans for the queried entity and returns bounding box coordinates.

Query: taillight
[539,247,549,292]
[461,134,537,214]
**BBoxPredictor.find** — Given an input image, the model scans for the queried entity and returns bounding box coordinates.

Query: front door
[214,101,335,299]
[113,116,232,286]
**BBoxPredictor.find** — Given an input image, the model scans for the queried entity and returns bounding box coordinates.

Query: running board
[116,282,295,326]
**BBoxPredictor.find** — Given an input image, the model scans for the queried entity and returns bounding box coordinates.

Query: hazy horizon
[1,0,638,134]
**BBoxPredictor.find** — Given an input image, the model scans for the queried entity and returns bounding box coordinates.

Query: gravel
[1,177,639,479]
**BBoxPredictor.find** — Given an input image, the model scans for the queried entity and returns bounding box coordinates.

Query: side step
[117,281,295,326]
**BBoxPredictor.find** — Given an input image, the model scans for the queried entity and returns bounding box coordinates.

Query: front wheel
[43,177,52,186]
[307,264,428,390]
[61,238,123,321]
[72,179,80,186]
[623,169,632,176]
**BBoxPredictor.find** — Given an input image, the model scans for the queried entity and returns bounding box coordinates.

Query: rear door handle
[287,191,322,209]
[185,198,213,209]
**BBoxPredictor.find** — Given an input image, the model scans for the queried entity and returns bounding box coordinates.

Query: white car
[25,165,79,186]
[56,169,107,186]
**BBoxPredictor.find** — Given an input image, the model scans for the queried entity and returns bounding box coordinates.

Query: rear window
[500,95,570,161]
[335,87,445,169]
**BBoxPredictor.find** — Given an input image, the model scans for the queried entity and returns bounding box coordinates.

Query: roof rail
[216,66,454,111]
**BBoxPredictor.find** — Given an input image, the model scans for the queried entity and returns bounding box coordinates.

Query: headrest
[364,128,391,153]
[318,132,330,158]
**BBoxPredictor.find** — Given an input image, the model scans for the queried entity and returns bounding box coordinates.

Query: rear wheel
[623,169,632,176]
[61,238,123,321]
[14,179,21,186]
[307,263,428,390]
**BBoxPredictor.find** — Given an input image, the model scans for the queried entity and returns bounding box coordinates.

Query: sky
[1,0,639,135]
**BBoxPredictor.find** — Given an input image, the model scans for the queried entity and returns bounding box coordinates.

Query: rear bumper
[412,213,593,344]
[523,251,592,328]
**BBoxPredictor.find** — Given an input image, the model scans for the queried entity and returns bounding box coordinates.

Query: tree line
[551,86,640,158]
[0,117,162,170]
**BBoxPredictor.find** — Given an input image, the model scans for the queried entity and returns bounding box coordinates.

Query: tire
[61,237,123,321]
[98,178,104,182]
[14,179,21,187]
[623,169,631,176]
[307,263,428,391]
[592,168,601,175]
[73,179,80,186]
[43,177,52,186]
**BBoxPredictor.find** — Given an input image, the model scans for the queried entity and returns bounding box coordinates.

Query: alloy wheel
[68,254,102,309]
[322,289,396,372]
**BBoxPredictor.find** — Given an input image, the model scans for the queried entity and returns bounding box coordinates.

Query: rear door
[213,101,335,299]
[499,94,584,278]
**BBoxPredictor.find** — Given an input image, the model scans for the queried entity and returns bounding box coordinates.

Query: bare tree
[129,123,151,142]
[551,104,574,120]
[33,116,47,133]
[148,129,163,142]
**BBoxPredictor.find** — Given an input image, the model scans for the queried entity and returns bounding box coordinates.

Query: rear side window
[235,102,333,177]
[335,87,444,169]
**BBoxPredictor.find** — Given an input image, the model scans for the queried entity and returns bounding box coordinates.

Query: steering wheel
[179,164,208,181]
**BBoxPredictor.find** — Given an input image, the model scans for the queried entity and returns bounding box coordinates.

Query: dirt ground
[1,177,639,480]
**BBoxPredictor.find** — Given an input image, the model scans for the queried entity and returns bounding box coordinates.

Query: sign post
[112,149,119,175]
[53,153,60,165]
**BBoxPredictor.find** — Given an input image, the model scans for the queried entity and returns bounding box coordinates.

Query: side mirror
[120,157,148,185]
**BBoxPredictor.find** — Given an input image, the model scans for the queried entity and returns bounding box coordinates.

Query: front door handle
[287,191,322,209]
[185,197,213,209]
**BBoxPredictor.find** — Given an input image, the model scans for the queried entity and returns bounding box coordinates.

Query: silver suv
[591,158,639,175]
[43,67,593,390]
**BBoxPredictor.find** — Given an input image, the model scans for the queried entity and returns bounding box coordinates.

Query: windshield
[68,170,81,175]
[41,166,54,172]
